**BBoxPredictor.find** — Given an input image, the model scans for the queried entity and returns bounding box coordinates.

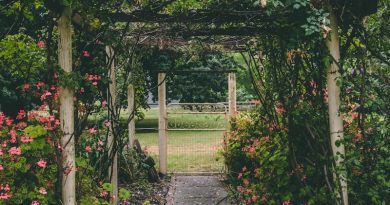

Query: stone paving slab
[171,176,229,205]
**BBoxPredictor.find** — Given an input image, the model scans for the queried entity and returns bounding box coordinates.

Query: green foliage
[143,47,235,103]
[0,33,46,116]
[24,125,47,138]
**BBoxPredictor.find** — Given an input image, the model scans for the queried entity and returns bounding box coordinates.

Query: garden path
[167,175,230,205]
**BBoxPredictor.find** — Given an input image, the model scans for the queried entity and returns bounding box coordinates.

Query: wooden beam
[58,6,76,205]
[158,72,167,174]
[106,10,286,23]
[157,69,237,74]
[106,46,118,205]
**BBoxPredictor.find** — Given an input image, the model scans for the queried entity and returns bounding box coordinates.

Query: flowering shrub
[0,111,57,204]
[224,110,327,205]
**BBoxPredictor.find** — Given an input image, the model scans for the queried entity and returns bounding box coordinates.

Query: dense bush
[0,111,57,204]
[224,101,389,204]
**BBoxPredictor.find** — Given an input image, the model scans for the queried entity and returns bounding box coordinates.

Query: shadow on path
[168,175,230,205]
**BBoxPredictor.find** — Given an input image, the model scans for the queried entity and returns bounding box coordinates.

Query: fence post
[158,72,167,174]
[58,6,76,205]
[106,46,118,205]
[128,84,136,148]
[228,72,237,118]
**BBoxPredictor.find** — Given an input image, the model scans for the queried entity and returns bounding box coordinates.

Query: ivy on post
[326,6,348,205]
[58,5,76,205]
[106,45,118,205]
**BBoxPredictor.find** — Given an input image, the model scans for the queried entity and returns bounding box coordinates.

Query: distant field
[135,107,226,173]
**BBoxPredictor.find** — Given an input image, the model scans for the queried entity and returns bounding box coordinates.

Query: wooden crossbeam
[105,10,287,23]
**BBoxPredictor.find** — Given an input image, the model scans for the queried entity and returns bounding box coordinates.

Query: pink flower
[21,136,34,143]
[80,87,85,92]
[0,165,3,171]
[100,191,108,197]
[0,192,12,199]
[243,179,249,186]
[102,100,107,107]
[16,122,27,129]
[5,118,13,126]
[85,146,92,152]
[89,127,97,134]
[0,149,3,156]
[10,129,17,143]
[8,147,22,155]
[37,41,45,48]
[354,133,363,142]
[92,81,98,86]
[39,187,47,195]
[83,51,90,57]
[350,112,359,119]
[31,201,40,205]
[282,200,291,205]
[248,146,256,154]
[16,110,26,120]
[23,83,30,91]
[40,91,52,101]
[37,160,47,168]
[36,81,45,89]
[98,139,104,146]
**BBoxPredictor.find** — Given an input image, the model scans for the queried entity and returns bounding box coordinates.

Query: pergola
[58,5,350,205]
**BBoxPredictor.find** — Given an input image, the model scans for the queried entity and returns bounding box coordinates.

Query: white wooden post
[158,73,167,174]
[128,84,136,148]
[228,72,237,118]
[326,8,348,205]
[106,46,118,204]
[58,6,76,205]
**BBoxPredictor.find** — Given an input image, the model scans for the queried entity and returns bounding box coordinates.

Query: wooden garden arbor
[55,4,350,204]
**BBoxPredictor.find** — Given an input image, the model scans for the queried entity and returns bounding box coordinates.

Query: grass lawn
[135,107,226,173]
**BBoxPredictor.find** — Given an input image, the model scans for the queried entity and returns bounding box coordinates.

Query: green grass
[135,108,226,172]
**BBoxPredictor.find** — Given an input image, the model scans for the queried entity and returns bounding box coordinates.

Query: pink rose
[85,146,92,152]
[37,41,45,48]
[37,160,47,168]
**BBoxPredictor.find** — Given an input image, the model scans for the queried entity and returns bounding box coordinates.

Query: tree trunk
[326,8,349,205]
[106,46,118,205]
[58,6,76,205]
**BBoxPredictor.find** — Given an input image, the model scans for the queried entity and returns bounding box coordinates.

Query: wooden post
[128,84,136,148]
[326,8,348,205]
[158,73,167,174]
[106,46,118,205]
[228,72,237,118]
[58,6,76,205]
